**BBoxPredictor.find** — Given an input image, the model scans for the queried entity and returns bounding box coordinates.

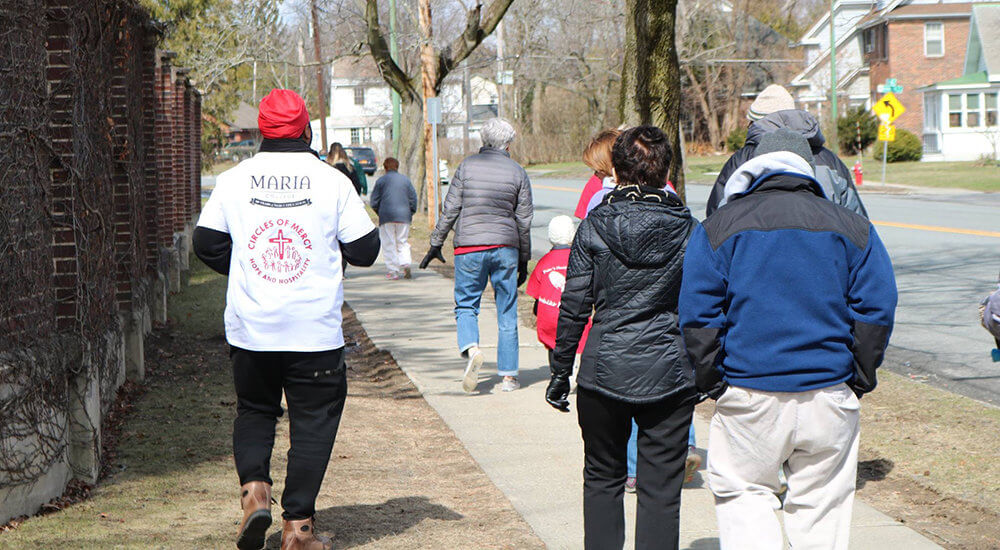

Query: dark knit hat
[754,128,815,166]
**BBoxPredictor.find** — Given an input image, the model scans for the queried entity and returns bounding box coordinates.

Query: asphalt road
[529,176,1000,406]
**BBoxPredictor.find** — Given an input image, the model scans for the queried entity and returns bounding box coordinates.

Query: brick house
[918,4,1000,160]
[859,1,985,135]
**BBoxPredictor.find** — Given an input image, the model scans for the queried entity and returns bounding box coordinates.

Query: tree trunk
[622,0,685,202]
[398,98,426,208]
[418,0,437,228]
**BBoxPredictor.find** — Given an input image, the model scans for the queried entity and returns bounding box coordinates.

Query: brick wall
[876,18,970,133]
[0,0,202,518]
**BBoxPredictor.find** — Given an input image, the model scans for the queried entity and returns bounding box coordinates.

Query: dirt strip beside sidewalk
[1,262,543,549]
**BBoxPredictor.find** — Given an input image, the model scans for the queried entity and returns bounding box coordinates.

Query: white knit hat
[548,215,576,246]
[747,84,795,121]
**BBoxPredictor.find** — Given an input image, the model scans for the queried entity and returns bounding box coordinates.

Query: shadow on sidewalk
[264,496,463,549]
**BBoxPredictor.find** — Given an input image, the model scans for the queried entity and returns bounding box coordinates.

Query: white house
[310,57,498,158]
[789,0,874,116]
[918,4,1000,161]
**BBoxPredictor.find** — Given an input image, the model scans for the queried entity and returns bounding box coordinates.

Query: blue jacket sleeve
[678,224,729,398]
[846,225,898,395]
[369,177,383,213]
[407,178,417,214]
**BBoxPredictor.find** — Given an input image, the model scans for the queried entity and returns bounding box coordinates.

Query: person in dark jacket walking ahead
[369,157,417,279]
[546,126,697,550]
[193,89,380,550]
[705,84,866,218]
[679,129,897,550]
[420,118,533,393]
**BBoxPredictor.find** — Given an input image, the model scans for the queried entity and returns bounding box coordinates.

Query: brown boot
[236,481,272,550]
[281,518,333,550]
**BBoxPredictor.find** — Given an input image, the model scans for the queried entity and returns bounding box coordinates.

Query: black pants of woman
[577,387,694,550]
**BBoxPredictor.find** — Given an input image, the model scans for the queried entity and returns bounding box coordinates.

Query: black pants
[231,346,347,520]
[577,387,694,550]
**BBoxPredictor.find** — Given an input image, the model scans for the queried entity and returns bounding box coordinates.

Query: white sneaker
[500,376,520,392]
[462,347,484,393]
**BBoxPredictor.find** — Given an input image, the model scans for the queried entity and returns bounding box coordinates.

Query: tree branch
[365,0,420,102]
[434,0,515,90]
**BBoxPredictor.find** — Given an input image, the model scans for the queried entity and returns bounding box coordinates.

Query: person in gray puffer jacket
[420,118,534,393]
[547,125,696,550]
[706,108,867,218]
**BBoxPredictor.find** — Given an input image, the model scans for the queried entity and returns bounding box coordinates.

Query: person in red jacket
[575,174,604,219]
[528,215,590,361]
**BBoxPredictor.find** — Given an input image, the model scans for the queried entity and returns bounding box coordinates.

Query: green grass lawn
[527,154,1000,192]
[862,155,1000,191]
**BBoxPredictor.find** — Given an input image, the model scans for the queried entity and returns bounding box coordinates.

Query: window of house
[925,22,944,57]
[879,24,888,60]
[948,94,962,127]
[987,93,998,126]
[350,128,360,144]
[864,28,875,54]
[363,128,371,142]
[967,93,981,127]
[354,87,365,106]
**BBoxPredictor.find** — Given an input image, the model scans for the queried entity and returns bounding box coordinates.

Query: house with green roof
[919,4,1000,161]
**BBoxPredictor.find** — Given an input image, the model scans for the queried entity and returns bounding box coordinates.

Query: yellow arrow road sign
[873,92,906,123]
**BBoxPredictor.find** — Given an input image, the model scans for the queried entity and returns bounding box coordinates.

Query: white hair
[548,215,576,246]
[480,118,516,149]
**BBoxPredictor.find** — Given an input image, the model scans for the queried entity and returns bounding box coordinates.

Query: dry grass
[0,260,543,549]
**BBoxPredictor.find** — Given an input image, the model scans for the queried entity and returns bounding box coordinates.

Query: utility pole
[389,0,401,157]
[297,39,306,92]
[496,21,504,118]
[463,63,472,156]
[310,0,328,152]
[829,0,838,153]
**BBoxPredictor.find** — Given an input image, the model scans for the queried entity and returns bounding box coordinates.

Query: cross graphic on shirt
[268,229,293,259]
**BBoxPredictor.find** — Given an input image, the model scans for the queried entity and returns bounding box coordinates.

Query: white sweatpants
[708,383,860,550]
[379,222,411,273]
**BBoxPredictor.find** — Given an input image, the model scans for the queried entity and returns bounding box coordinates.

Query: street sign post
[878,123,896,142]
[873,92,906,124]
[873,81,906,186]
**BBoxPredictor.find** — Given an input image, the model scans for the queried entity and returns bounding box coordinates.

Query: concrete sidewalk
[344,263,941,550]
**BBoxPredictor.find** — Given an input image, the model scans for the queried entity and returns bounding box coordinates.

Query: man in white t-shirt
[194,89,378,550]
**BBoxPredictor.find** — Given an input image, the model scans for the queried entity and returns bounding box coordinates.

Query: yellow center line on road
[533,183,999,238]
[872,221,1000,239]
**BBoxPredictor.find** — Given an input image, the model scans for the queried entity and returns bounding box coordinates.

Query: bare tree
[365,0,515,208]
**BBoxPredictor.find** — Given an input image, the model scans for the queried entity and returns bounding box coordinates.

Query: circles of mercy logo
[247,218,313,284]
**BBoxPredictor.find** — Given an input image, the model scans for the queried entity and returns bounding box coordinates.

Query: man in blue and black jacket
[679,129,897,550]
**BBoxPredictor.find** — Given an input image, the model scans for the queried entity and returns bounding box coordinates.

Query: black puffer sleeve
[552,218,596,376]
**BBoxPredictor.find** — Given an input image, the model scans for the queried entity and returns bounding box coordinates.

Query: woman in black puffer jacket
[546,125,697,550]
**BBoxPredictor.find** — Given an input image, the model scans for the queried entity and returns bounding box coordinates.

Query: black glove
[517,260,529,287]
[419,245,445,269]
[545,371,571,412]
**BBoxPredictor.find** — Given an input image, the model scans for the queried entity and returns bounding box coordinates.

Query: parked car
[439,159,449,184]
[217,140,257,162]
[345,146,377,175]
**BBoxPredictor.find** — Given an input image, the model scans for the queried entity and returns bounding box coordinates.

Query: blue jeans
[628,421,696,478]
[453,247,519,377]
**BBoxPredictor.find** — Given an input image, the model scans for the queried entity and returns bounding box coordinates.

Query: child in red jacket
[528,216,590,364]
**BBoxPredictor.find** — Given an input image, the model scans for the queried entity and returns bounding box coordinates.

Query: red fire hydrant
[853,161,863,186]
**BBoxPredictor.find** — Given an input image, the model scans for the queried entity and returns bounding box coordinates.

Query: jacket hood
[589,193,692,268]
[746,109,826,150]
